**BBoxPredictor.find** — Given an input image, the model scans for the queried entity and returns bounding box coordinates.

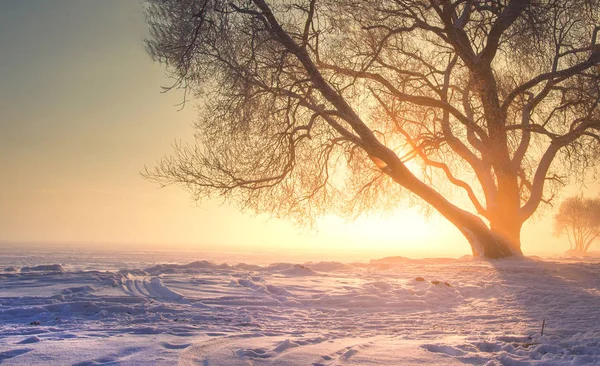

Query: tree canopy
[554,196,600,254]
[144,0,600,258]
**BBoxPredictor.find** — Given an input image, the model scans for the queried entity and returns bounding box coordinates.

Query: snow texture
[0,251,599,365]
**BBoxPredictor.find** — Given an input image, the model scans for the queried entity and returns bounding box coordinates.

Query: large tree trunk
[488,205,524,255]
[490,220,523,255]
[454,211,522,259]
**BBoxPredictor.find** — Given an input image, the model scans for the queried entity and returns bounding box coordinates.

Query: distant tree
[144,0,600,258]
[554,196,600,254]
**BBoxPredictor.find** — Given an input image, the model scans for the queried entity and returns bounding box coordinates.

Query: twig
[541,318,546,336]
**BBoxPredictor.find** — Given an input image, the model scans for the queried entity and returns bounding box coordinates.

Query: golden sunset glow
[3,2,600,365]
[0,0,596,260]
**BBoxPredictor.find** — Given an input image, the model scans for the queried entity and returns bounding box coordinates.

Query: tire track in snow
[120,276,184,302]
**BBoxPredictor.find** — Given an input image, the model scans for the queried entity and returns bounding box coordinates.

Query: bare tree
[554,196,600,254]
[144,0,600,258]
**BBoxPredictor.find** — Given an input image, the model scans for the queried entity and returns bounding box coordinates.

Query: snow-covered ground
[1,250,599,365]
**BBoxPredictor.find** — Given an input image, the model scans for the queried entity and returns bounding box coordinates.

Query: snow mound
[370,256,410,264]
[119,275,184,301]
[235,263,263,271]
[263,263,318,276]
[145,261,232,274]
[273,339,299,353]
[366,281,392,291]
[280,264,318,276]
[233,278,294,298]
[563,250,600,258]
[148,277,184,301]
[265,284,293,297]
[17,336,41,344]
[303,261,353,272]
[265,263,296,271]
[20,264,65,272]
[422,331,600,365]
[370,256,459,266]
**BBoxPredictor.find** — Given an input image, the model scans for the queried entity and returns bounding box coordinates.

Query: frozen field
[1,250,599,365]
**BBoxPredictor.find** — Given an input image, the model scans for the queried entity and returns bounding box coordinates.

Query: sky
[0,0,596,260]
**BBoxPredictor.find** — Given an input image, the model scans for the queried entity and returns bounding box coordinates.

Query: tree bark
[489,215,524,255]
[488,183,524,255]
[440,204,522,258]
[459,219,521,259]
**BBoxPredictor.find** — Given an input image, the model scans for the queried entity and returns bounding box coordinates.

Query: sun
[312,208,465,258]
